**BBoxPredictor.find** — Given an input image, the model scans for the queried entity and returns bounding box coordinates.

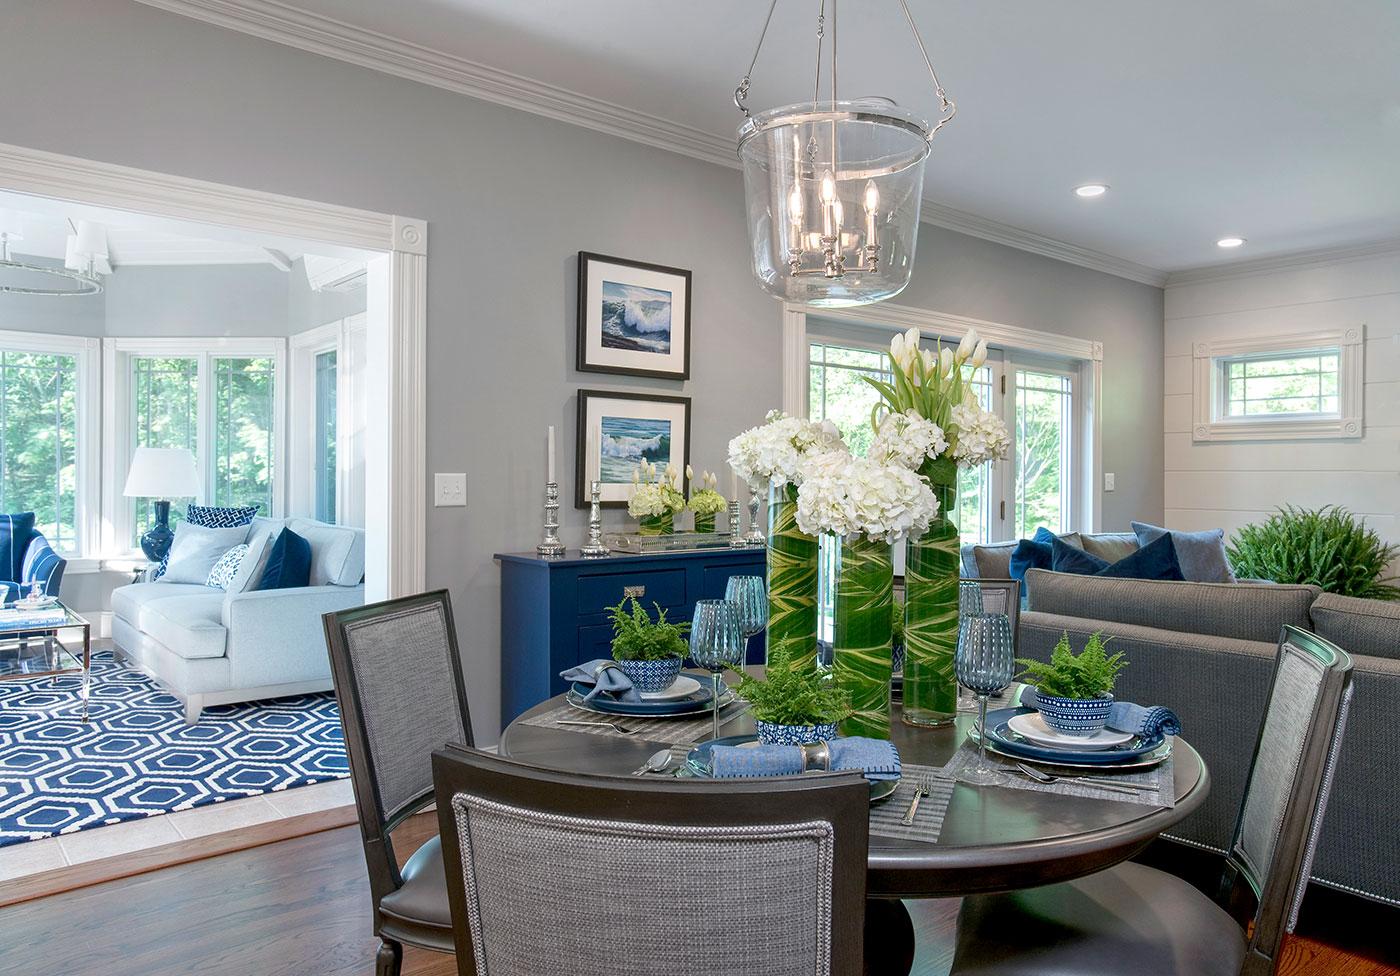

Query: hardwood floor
[0,814,1394,975]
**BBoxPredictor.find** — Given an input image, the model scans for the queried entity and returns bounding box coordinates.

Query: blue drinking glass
[955,612,1015,786]
[690,600,744,741]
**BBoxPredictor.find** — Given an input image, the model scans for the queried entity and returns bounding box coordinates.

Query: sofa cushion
[287,518,365,586]
[225,531,274,596]
[1025,568,1319,644]
[1051,536,1110,574]
[139,593,228,660]
[1310,593,1400,661]
[967,541,1015,578]
[1078,532,1139,564]
[154,504,259,581]
[257,528,312,590]
[160,522,251,584]
[1096,533,1186,581]
[1131,521,1236,583]
[112,581,216,626]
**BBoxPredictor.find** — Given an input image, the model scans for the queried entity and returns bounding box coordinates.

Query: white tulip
[972,339,988,368]
[956,331,975,362]
[921,348,937,374]
[685,464,694,481]
[939,346,955,376]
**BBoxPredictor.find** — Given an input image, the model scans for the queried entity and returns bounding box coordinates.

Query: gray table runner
[867,764,955,844]
[518,698,750,745]
[940,741,1175,808]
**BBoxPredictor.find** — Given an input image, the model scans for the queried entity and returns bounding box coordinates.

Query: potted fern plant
[1015,631,1127,737]
[734,639,853,745]
[608,597,690,692]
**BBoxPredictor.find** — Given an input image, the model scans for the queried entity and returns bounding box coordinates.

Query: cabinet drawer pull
[623,585,646,599]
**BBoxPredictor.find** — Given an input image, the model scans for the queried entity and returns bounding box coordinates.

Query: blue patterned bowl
[616,656,684,693]
[1036,693,1114,737]
[755,720,839,746]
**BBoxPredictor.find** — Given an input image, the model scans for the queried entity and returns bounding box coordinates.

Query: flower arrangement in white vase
[628,461,686,536]
[686,467,727,533]
[863,326,1011,727]
[795,451,938,739]
[727,410,846,661]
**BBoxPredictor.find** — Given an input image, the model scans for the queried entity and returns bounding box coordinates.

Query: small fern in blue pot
[609,597,689,693]
[735,640,853,745]
[1015,632,1126,736]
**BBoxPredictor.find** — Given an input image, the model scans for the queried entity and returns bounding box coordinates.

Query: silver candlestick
[580,481,611,557]
[536,481,566,558]
[727,499,745,548]
[744,485,766,547]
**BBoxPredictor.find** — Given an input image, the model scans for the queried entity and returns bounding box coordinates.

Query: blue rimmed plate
[683,735,899,803]
[567,674,734,717]
[974,707,1170,768]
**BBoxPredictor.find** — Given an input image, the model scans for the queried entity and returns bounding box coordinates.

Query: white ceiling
[254,0,1400,276]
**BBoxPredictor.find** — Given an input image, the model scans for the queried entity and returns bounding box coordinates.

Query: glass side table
[0,602,92,722]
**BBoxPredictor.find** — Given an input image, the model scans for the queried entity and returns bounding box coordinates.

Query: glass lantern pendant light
[736,0,956,307]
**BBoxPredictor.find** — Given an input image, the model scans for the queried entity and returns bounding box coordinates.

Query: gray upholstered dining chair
[323,590,473,976]
[431,746,871,976]
[946,624,1354,976]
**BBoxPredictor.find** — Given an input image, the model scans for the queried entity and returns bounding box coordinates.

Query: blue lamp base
[140,499,175,563]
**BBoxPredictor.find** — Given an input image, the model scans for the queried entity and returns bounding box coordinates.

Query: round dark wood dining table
[499,678,1210,974]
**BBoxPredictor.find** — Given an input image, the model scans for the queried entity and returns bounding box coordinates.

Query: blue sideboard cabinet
[496,547,767,729]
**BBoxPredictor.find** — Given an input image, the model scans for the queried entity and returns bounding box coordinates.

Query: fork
[900,774,933,826]
[555,719,638,735]
[1014,762,1150,795]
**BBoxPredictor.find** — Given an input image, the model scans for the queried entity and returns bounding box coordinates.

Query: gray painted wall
[104,263,294,336]
[0,257,105,336]
[1,1,1163,740]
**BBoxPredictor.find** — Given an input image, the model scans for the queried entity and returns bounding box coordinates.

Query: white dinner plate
[638,675,703,701]
[1006,712,1135,751]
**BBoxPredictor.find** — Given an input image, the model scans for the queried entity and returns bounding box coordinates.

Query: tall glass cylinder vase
[766,483,819,667]
[833,534,894,739]
[902,463,960,727]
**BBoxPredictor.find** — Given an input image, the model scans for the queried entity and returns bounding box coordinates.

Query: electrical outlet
[435,473,467,507]
[1104,472,1116,492]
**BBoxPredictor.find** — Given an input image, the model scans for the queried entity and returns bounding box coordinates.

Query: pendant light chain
[734,0,781,118]
[896,0,957,138]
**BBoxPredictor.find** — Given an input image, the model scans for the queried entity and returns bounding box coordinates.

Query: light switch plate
[435,473,467,507]
[1103,472,1116,492]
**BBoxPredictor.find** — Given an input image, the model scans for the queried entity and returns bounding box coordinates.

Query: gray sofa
[961,537,1400,906]
[112,517,366,722]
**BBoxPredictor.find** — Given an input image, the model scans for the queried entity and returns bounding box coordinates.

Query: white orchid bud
[956,331,975,362]
[972,339,988,368]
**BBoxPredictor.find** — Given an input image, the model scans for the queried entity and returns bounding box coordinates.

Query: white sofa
[112,516,366,722]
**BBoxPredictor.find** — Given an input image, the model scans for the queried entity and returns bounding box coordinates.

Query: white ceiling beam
[263,247,293,271]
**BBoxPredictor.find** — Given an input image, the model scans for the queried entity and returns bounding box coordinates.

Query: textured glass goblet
[724,575,767,657]
[690,599,745,742]
[955,612,1015,786]
[956,580,987,710]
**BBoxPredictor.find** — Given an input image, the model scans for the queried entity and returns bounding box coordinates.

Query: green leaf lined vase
[902,465,960,727]
[638,513,674,536]
[766,483,819,667]
[833,535,894,739]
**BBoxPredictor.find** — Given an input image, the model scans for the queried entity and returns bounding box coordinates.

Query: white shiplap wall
[1163,251,1400,575]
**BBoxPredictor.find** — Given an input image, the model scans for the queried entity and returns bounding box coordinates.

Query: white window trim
[784,301,1104,533]
[1191,327,1364,442]
[102,336,287,557]
[0,329,101,560]
[289,314,365,527]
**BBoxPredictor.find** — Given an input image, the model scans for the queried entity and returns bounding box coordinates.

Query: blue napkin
[1023,688,1181,739]
[709,737,901,782]
[559,660,640,703]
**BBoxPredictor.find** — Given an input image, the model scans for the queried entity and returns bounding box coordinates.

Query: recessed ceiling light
[1216,237,1246,248]
[1074,184,1109,198]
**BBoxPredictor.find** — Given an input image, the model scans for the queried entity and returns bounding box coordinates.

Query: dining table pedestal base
[863,898,915,976]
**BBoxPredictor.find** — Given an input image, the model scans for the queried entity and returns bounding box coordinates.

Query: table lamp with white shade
[123,447,200,562]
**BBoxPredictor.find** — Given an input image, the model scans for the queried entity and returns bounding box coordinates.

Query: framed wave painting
[577,251,691,380]
[575,389,691,508]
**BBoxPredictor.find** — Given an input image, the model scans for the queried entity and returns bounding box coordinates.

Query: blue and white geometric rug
[0,650,348,847]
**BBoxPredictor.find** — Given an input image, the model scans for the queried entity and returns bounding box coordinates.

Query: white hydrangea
[869,409,949,470]
[796,455,939,545]
[727,409,846,489]
[950,402,1011,467]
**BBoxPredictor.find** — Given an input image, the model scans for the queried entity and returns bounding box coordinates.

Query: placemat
[518,698,750,745]
[940,741,1175,808]
[867,764,955,844]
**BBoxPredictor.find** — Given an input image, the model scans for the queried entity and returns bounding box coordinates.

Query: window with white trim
[1192,328,1364,442]
[808,340,890,458]
[0,350,79,551]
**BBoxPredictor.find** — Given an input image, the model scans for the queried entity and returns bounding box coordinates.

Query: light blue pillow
[1131,521,1236,583]
[206,544,248,590]
[159,522,251,584]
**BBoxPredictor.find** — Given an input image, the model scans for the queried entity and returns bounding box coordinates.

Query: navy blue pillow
[1008,539,1050,584]
[0,512,36,585]
[256,528,312,590]
[1095,532,1185,582]
[1051,536,1110,575]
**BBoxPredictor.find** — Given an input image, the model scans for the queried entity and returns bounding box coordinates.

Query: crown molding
[1165,239,1400,287]
[135,0,1171,288]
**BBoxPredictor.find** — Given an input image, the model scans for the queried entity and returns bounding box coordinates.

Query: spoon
[1014,762,1151,796]
[632,749,673,776]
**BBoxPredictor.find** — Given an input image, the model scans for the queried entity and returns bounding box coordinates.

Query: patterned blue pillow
[153,504,259,580]
[206,544,248,589]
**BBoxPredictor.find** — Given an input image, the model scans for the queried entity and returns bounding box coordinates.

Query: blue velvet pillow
[1096,532,1185,581]
[1008,539,1050,584]
[0,512,36,585]
[256,528,312,590]
[1051,536,1110,575]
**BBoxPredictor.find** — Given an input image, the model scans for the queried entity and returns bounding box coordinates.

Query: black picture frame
[576,251,692,380]
[575,388,692,509]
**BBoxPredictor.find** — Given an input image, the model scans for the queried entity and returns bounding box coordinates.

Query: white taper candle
[547,426,556,484]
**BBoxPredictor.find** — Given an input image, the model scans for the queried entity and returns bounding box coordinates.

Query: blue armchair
[0,513,66,603]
